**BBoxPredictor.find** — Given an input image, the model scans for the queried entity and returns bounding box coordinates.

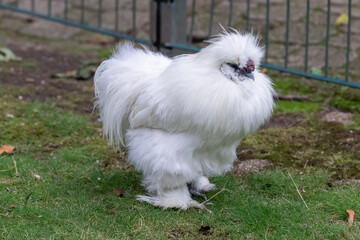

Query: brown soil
[261,113,307,129]
[0,41,96,113]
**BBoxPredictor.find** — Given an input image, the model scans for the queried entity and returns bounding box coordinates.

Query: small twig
[275,93,311,102]
[0,167,15,172]
[282,196,292,205]
[265,227,269,240]
[2,225,8,235]
[303,159,309,169]
[201,188,226,205]
[24,192,32,207]
[55,168,61,182]
[11,155,19,176]
[306,222,325,240]
[288,171,309,209]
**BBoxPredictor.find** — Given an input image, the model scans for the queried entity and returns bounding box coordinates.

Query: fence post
[150,0,187,55]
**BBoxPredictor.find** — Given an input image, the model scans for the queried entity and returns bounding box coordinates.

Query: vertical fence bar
[325,0,331,77]
[115,0,119,31]
[228,0,233,28]
[246,0,250,31]
[132,0,136,36]
[48,0,52,16]
[284,0,290,68]
[80,0,84,23]
[98,0,102,28]
[31,0,35,12]
[155,0,161,50]
[304,0,310,72]
[345,0,352,81]
[208,0,215,37]
[265,0,270,62]
[64,0,68,20]
[188,0,196,44]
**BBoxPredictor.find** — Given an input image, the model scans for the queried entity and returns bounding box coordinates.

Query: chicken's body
[94,32,275,210]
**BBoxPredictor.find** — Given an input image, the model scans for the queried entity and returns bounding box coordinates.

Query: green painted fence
[1,0,359,88]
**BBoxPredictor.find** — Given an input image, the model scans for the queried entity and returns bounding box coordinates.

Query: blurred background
[0,0,359,87]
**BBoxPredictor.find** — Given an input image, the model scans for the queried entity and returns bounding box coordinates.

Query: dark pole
[155,0,161,50]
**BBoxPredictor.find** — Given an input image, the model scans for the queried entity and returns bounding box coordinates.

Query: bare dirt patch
[261,113,307,129]
[333,179,360,186]
[233,159,273,176]
[0,41,97,113]
[321,110,355,125]
[1,43,85,86]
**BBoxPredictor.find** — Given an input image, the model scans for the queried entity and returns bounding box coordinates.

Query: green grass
[2,152,360,239]
[1,74,360,239]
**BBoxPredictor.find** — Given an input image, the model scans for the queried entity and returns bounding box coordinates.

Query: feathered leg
[126,128,210,210]
[188,176,216,199]
[137,185,208,210]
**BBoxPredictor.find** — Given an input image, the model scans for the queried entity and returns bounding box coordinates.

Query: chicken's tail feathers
[94,41,171,149]
[94,62,125,148]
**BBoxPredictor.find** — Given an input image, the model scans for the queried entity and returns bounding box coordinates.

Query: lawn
[1,30,360,239]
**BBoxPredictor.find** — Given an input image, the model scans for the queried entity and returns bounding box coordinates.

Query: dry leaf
[10,205,15,208]
[347,209,355,227]
[311,67,323,75]
[336,13,349,26]
[65,70,77,77]
[114,188,124,197]
[0,47,22,62]
[0,145,16,154]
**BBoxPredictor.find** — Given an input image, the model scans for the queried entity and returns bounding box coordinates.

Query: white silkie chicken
[94,31,275,210]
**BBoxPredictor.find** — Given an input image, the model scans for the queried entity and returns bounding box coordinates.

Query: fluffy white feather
[94,31,275,210]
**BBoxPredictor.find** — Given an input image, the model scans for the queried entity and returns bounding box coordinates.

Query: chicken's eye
[227,63,242,73]
[227,63,238,69]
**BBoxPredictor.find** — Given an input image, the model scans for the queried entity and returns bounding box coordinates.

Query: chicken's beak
[246,72,255,81]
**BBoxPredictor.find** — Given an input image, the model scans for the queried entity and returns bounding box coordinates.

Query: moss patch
[330,96,360,113]
[275,100,322,113]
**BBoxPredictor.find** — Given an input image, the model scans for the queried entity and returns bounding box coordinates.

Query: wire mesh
[0,0,358,88]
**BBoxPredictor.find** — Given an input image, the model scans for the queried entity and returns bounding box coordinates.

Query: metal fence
[0,0,359,88]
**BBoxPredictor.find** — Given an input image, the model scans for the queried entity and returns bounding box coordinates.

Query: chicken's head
[198,31,264,83]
